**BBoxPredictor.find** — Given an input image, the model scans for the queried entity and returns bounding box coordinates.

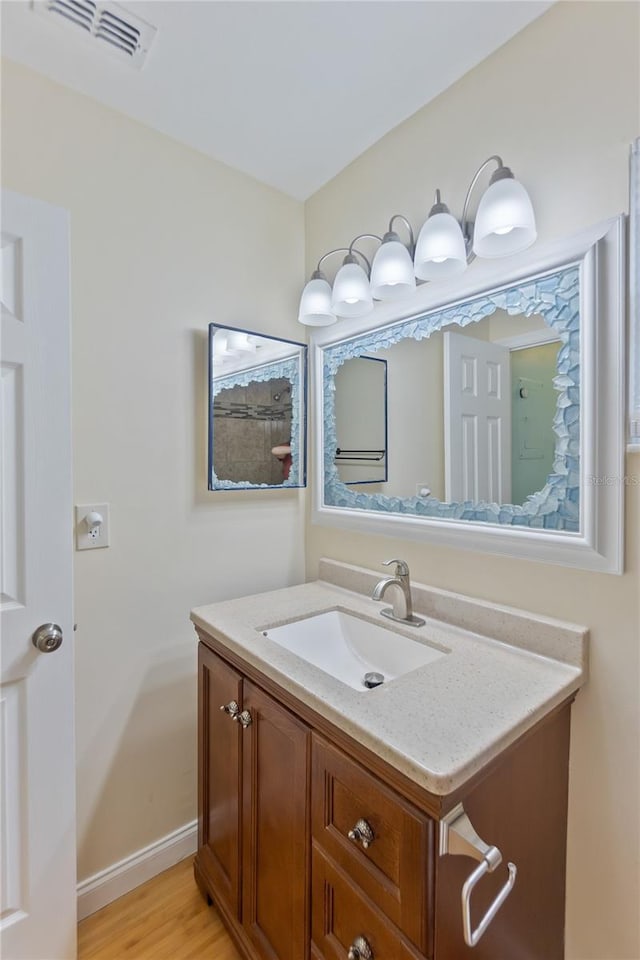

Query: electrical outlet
[75,503,110,550]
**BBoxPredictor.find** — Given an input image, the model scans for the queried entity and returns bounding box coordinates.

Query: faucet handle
[382,558,410,577]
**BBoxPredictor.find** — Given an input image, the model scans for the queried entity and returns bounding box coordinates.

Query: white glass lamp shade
[414,212,467,280]
[297,276,336,326]
[473,178,537,258]
[226,331,256,353]
[331,261,373,317]
[370,240,416,300]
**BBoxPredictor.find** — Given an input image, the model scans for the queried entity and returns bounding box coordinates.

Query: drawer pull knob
[234,709,253,729]
[219,700,239,719]
[348,818,374,849]
[347,935,373,959]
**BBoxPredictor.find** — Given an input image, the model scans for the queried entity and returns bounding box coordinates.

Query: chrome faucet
[372,559,425,627]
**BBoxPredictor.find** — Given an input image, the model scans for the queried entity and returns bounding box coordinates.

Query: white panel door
[1,190,76,959]
[444,330,511,504]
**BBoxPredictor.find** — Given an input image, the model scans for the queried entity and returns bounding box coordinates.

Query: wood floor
[78,858,242,960]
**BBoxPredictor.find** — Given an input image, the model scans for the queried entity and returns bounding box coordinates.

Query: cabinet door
[198,643,243,918]
[242,680,310,960]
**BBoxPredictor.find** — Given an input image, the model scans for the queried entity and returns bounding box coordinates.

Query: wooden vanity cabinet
[196,634,572,960]
[196,642,310,960]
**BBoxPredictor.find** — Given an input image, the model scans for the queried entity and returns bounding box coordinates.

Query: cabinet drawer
[312,847,425,960]
[312,736,433,953]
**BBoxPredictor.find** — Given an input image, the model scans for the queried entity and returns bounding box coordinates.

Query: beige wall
[1,59,306,881]
[305,4,640,959]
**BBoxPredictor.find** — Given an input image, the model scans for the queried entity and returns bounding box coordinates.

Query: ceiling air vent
[32,1,157,69]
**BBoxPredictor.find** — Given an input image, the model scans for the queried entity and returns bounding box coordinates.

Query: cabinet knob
[347,935,373,960]
[234,709,252,729]
[348,818,375,849]
[219,700,239,719]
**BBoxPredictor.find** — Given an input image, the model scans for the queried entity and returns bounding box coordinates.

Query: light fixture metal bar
[388,214,415,252]
[460,154,505,244]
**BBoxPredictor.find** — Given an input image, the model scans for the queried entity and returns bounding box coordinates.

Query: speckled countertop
[191,559,588,796]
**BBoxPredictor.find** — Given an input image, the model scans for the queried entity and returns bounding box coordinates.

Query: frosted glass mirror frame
[311,217,625,574]
[209,324,308,491]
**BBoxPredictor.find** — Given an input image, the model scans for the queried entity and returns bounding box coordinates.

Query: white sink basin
[261,609,446,691]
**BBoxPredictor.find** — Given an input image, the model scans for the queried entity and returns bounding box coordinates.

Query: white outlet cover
[75,503,110,550]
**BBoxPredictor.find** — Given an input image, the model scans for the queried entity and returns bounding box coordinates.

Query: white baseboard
[77,819,198,921]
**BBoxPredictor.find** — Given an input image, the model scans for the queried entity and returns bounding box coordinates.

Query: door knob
[31,623,63,653]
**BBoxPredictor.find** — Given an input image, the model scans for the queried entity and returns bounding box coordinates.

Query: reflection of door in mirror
[444,332,511,503]
[444,326,560,505]
[213,377,292,486]
[334,357,387,486]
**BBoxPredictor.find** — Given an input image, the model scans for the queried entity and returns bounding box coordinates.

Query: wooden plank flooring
[78,858,242,960]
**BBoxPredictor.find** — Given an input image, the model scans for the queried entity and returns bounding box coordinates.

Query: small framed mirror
[209,325,307,490]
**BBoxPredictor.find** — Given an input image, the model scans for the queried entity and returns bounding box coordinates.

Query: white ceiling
[1,1,552,199]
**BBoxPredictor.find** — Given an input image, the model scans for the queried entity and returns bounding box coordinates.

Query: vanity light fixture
[297,154,537,326]
[414,189,468,280]
[297,269,335,326]
[468,157,537,258]
[370,216,416,301]
[331,237,375,318]
[298,244,374,325]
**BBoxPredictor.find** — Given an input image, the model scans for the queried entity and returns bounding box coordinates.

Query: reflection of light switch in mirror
[516,377,545,460]
[75,503,110,550]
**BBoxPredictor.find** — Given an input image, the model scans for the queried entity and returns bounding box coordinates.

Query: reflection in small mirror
[208,326,307,490]
[334,356,387,485]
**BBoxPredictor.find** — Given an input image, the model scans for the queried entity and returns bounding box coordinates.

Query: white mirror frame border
[311,215,626,574]
[629,137,640,451]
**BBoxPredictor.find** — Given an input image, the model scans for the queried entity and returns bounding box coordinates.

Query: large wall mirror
[312,217,625,572]
[209,325,307,490]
